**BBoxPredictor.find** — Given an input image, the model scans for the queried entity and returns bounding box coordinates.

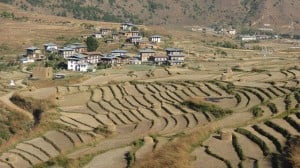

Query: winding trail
[0,80,33,120]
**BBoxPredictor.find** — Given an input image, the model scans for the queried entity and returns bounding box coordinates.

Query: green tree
[86,36,99,52]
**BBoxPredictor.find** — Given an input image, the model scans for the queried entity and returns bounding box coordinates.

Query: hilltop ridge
[0,0,300,33]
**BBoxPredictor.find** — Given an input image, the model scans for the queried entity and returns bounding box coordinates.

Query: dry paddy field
[0,63,299,167]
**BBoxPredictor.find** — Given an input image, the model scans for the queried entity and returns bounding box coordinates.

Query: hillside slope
[1,0,300,32]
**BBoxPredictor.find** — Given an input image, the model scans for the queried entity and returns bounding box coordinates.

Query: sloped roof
[139,49,155,53]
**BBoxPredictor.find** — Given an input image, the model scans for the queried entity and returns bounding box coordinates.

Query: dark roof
[167,53,185,57]
[151,55,167,58]
[82,52,102,56]
[43,43,57,47]
[27,46,39,50]
[165,48,183,52]
[139,49,155,53]
[67,53,86,60]
[150,35,161,38]
[59,47,74,51]
[111,49,127,53]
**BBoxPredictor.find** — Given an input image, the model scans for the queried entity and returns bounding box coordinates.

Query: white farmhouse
[67,54,88,72]
[149,35,162,43]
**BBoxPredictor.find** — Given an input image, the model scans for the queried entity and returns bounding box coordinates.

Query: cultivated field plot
[55,79,299,137]
[0,67,299,167]
[192,113,300,168]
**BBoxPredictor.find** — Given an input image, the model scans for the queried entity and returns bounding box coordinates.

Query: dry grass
[0,3,120,56]
[27,74,89,88]
[288,136,300,168]
[133,125,216,168]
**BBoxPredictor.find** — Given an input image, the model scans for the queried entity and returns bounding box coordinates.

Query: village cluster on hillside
[19,22,185,73]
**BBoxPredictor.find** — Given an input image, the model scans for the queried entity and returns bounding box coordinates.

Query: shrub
[267,102,278,114]
[235,128,269,156]
[235,93,241,105]
[232,134,245,160]
[296,113,300,119]
[125,151,135,168]
[252,125,282,152]
[93,125,113,137]
[252,106,264,117]
[294,91,300,103]
[183,100,233,119]
[284,94,292,111]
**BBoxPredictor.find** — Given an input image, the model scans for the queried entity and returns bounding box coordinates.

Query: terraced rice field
[191,113,300,168]
[1,67,299,167]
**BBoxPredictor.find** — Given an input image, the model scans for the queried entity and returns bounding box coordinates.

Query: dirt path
[0,80,33,120]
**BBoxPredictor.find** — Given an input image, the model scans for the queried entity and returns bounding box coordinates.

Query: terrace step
[43,131,74,152]
[233,132,264,159]
[191,147,227,168]
[0,161,11,168]
[9,149,41,165]
[0,153,31,168]
[61,112,102,128]
[25,137,60,158]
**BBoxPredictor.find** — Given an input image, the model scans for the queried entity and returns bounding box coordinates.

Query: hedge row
[284,94,292,111]
[235,128,269,156]
[256,87,272,99]
[252,106,264,117]
[252,125,282,153]
[183,100,233,119]
[235,93,242,105]
[265,121,291,139]
[267,102,278,114]
[284,117,300,132]
[232,134,245,160]
[243,88,265,103]
[296,112,300,119]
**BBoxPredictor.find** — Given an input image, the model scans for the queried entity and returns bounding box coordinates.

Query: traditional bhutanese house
[127,36,142,44]
[122,31,139,38]
[105,38,114,44]
[136,38,149,48]
[100,54,120,65]
[139,49,155,63]
[149,55,167,65]
[120,22,134,31]
[166,48,185,65]
[111,49,127,57]
[26,46,42,59]
[81,52,102,64]
[111,49,130,64]
[58,47,75,58]
[92,33,103,39]
[44,43,58,53]
[100,28,112,36]
[112,32,119,40]
[67,53,88,72]
[149,35,161,43]
[129,57,142,65]
[67,43,87,53]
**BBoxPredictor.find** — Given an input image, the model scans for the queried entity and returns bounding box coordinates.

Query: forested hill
[1,0,299,32]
